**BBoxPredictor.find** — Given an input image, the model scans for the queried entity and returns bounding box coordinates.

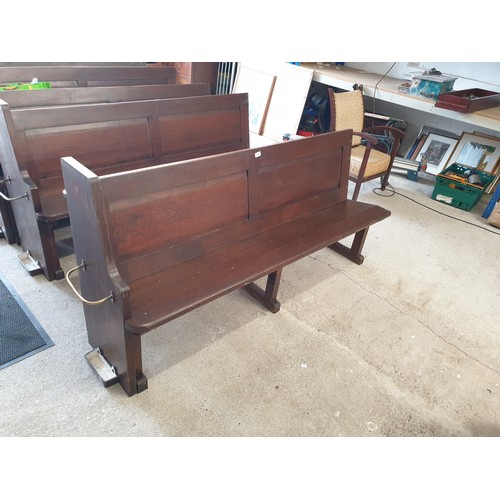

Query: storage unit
[431,163,495,211]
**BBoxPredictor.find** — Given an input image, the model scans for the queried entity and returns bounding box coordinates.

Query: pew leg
[87,328,148,397]
[0,192,19,244]
[243,268,282,313]
[121,330,148,396]
[18,219,64,281]
[38,221,65,281]
[328,227,369,265]
[85,298,148,397]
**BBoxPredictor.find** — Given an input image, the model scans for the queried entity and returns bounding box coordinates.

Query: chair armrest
[363,125,405,140]
[362,125,405,157]
[353,131,378,146]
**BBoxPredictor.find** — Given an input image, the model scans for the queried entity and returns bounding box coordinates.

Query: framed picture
[233,65,276,135]
[446,132,500,174]
[409,134,428,160]
[415,133,458,175]
[405,126,459,160]
[418,125,459,140]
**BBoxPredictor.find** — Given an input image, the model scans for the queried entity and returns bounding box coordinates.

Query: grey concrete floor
[0,172,499,439]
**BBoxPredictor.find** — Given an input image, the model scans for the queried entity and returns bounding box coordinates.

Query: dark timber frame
[0,92,249,280]
[0,82,211,246]
[62,130,391,396]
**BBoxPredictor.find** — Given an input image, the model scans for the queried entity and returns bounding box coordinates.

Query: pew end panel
[61,157,146,395]
[0,100,50,276]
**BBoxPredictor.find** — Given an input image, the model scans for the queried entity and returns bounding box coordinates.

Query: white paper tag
[436,194,453,204]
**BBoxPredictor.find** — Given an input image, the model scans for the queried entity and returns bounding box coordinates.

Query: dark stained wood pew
[0,65,176,87]
[0,83,211,243]
[0,93,249,281]
[61,130,391,396]
[0,83,210,108]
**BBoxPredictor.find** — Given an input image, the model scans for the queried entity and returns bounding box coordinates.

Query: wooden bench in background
[0,83,211,244]
[62,130,391,396]
[0,92,249,281]
[0,65,176,88]
[0,82,210,109]
[0,63,176,244]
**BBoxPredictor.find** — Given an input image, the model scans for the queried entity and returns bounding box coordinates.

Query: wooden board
[238,63,314,142]
[233,65,275,135]
[261,63,314,141]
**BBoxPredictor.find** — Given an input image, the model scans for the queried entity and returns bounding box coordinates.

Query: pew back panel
[0,93,250,280]
[0,65,176,87]
[0,83,210,108]
[0,82,211,245]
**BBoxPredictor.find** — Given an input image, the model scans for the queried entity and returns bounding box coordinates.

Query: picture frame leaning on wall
[415,132,458,175]
[446,132,500,174]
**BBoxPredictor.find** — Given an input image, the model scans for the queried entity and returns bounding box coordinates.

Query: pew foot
[328,228,369,265]
[86,340,148,397]
[120,370,148,397]
[85,347,120,388]
[84,346,147,396]
[136,373,149,394]
[243,269,283,314]
[53,268,65,280]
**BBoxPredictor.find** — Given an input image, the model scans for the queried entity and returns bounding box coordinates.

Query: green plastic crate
[0,82,51,91]
[432,163,495,211]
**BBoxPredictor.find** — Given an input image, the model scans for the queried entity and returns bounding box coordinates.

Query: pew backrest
[0,65,176,88]
[71,130,350,288]
[0,92,250,280]
[0,83,211,109]
[2,92,250,199]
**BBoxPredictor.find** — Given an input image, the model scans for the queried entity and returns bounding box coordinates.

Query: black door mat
[0,271,54,369]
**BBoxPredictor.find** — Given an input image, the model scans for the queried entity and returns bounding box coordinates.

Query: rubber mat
[0,272,53,369]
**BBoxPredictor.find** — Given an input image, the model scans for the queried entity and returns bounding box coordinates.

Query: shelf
[301,63,500,134]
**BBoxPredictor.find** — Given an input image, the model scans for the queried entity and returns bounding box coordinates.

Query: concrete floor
[0,172,499,439]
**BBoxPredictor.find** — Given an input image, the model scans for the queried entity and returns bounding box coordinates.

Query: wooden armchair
[328,87,405,200]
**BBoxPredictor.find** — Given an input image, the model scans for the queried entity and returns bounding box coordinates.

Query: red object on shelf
[297,130,316,137]
[435,88,500,113]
